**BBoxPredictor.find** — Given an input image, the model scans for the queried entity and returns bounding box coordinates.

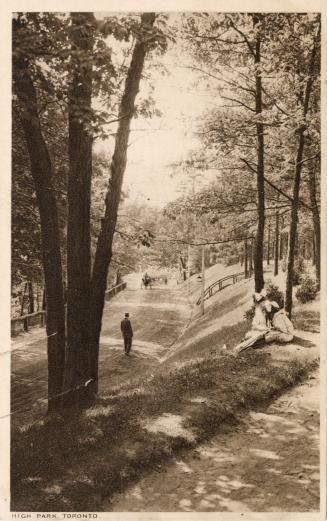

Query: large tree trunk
[64,13,95,408]
[308,159,320,288]
[13,52,66,412]
[253,15,265,292]
[285,24,320,316]
[89,13,156,392]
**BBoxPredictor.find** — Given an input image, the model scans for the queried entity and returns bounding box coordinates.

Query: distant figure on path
[142,272,152,289]
[121,312,133,355]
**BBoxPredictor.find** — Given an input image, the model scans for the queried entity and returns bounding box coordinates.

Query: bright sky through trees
[94,14,220,206]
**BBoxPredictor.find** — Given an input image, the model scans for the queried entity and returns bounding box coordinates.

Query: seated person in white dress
[234,290,270,353]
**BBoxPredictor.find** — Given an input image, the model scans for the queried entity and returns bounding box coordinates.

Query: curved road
[10,279,191,418]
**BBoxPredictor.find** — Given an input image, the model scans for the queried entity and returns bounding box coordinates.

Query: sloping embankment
[11,274,319,511]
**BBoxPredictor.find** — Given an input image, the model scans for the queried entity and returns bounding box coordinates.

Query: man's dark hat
[125,313,129,317]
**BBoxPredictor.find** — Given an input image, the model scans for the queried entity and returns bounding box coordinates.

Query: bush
[224,255,239,267]
[244,306,255,321]
[265,279,285,308]
[293,256,306,285]
[295,276,318,304]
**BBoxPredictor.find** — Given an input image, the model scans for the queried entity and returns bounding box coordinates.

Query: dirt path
[108,371,320,512]
[11,281,191,417]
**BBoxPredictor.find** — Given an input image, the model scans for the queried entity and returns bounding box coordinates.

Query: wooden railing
[196,271,245,305]
[11,310,47,336]
[104,281,127,301]
[11,281,127,337]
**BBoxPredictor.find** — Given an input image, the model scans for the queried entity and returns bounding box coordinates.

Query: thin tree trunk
[13,50,66,412]
[274,202,279,277]
[295,232,299,256]
[36,284,40,312]
[244,238,248,278]
[267,222,271,265]
[285,23,320,316]
[308,159,321,287]
[64,12,95,408]
[42,288,46,311]
[279,216,284,260]
[180,255,187,281]
[253,15,265,292]
[20,282,27,316]
[89,13,156,392]
[28,281,34,314]
[251,237,254,273]
[312,231,316,266]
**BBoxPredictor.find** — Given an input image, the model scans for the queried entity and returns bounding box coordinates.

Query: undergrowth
[11,349,317,512]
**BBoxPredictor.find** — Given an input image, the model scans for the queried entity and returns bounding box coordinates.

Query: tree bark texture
[285,23,320,316]
[13,51,66,412]
[65,12,95,407]
[89,13,156,391]
[253,15,265,292]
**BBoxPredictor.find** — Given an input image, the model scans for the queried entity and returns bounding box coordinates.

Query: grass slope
[12,342,317,511]
[11,264,320,511]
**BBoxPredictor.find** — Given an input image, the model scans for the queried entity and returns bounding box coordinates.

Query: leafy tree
[179,13,320,308]
[13,13,67,410]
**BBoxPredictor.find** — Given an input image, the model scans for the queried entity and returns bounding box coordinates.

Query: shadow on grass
[292,335,317,349]
[11,341,318,512]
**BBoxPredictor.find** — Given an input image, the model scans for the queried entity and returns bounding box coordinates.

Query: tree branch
[220,95,256,112]
[228,18,256,58]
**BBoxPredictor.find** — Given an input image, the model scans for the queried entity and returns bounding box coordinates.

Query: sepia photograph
[1,4,325,518]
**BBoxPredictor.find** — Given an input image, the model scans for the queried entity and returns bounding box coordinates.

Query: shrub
[293,256,306,285]
[244,306,255,321]
[225,255,239,267]
[295,276,318,304]
[265,279,285,308]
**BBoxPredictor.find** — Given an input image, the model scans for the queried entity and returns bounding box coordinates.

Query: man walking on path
[121,312,133,355]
